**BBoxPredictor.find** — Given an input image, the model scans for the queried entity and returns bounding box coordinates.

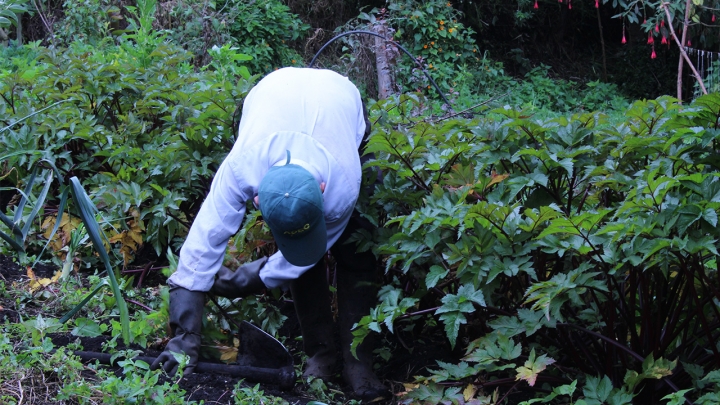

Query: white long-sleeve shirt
[168,67,366,290]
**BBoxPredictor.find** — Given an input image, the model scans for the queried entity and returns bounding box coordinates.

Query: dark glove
[210,257,268,299]
[151,286,205,376]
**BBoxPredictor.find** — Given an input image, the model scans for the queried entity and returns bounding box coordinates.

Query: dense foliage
[350,93,720,404]
[2,0,720,403]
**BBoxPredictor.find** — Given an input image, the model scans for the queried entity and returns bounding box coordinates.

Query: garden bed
[0,253,466,404]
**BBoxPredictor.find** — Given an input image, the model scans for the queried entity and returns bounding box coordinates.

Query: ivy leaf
[515,349,555,386]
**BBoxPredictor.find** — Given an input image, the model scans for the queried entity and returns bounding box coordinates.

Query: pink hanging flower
[595,0,599,8]
[655,24,660,33]
[568,0,572,9]
[534,0,539,9]
[661,20,665,28]
[647,33,654,44]
[621,27,626,44]
[661,35,667,45]
[651,47,657,59]
[687,40,691,46]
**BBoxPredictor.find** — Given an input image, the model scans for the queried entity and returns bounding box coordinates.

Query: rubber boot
[152,285,205,376]
[336,254,391,402]
[209,257,268,299]
[290,261,337,379]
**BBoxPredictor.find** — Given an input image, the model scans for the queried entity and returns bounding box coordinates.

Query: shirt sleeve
[168,161,248,292]
[259,205,353,289]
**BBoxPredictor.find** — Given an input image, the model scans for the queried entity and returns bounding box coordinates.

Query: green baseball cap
[258,158,326,267]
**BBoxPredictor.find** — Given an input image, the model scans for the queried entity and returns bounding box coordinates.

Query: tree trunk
[373,20,394,100]
[16,16,22,45]
[677,0,692,101]
[662,3,706,100]
[596,5,607,82]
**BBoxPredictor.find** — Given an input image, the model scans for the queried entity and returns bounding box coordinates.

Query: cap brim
[273,218,327,267]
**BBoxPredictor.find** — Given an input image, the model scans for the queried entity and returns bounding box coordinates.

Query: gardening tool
[73,320,295,390]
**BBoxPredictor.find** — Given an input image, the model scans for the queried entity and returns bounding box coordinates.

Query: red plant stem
[126,298,152,312]
[496,381,520,404]
[137,262,152,288]
[688,267,720,363]
[559,323,692,405]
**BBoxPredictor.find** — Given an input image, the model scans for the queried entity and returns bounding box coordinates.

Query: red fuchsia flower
[534,0,539,9]
[687,40,691,46]
[651,46,657,59]
[661,20,665,27]
[661,35,667,45]
[655,24,660,32]
[568,0,572,8]
[622,27,626,44]
[595,0,599,8]
[648,33,654,44]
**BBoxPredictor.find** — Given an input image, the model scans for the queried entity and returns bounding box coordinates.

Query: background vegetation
[2,0,720,403]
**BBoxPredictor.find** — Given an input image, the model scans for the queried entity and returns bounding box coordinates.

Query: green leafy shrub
[54,0,116,45]
[224,0,308,74]
[0,34,254,260]
[352,0,479,100]
[355,92,720,403]
[0,0,28,32]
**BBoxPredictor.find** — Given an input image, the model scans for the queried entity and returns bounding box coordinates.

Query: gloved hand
[151,286,205,376]
[210,257,268,298]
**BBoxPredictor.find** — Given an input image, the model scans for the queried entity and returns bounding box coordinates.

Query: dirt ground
[0,254,459,404]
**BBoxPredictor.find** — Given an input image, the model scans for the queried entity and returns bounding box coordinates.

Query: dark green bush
[0,35,255,258]
[354,93,720,404]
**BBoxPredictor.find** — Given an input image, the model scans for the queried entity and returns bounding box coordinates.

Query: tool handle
[73,351,296,390]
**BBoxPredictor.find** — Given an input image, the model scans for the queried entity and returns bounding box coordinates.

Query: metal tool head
[236,320,293,370]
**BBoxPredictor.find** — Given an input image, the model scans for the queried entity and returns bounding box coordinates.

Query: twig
[496,381,520,404]
[18,379,24,405]
[397,306,439,320]
[433,92,510,123]
[166,211,190,229]
[30,0,54,42]
[125,299,152,312]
